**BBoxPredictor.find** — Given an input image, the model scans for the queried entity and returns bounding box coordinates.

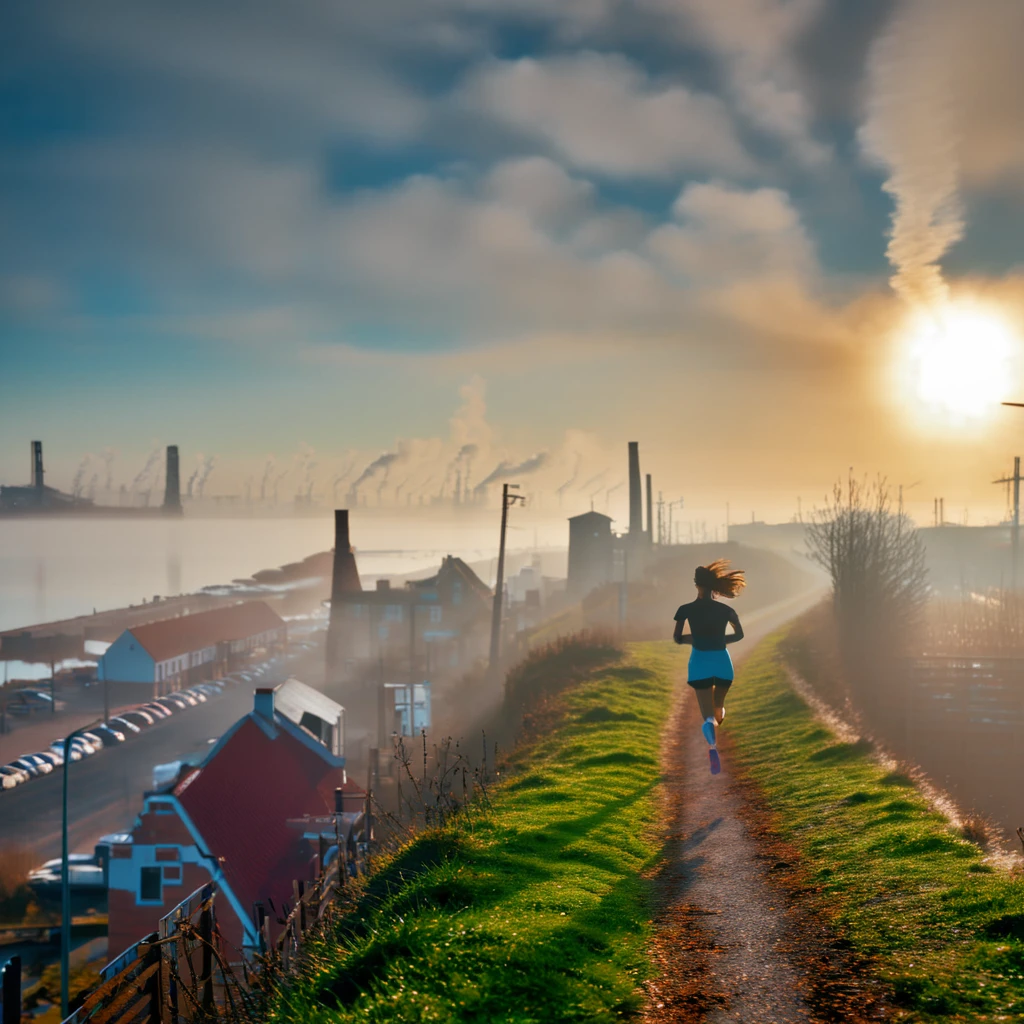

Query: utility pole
[993,456,1022,590]
[657,491,664,546]
[489,483,524,675]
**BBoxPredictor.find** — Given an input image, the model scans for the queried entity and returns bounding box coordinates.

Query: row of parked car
[0,658,281,792]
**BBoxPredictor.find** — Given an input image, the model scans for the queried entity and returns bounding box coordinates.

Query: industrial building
[98,601,286,693]
[323,508,492,682]
[566,441,655,600]
[567,512,615,599]
[0,441,183,516]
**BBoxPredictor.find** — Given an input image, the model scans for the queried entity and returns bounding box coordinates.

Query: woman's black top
[673,598,741,651]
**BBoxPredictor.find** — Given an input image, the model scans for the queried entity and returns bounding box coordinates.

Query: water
[0,512,562,635]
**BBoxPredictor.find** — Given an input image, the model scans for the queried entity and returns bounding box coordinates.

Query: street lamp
[61,720,101,1018]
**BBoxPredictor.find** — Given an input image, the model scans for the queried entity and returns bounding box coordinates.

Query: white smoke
[861,0,1024,307]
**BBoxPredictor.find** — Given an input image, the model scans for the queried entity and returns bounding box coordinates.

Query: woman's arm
[724,609,744,645]
[673,615,692,645]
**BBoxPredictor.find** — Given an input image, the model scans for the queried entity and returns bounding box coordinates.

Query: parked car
[5,689,67,714]
[15,754,54,776]
[33,750,63,769]
[80,731,109,750]
[154,697,186,713]
[91,724,126,745]
[110,712,147,731]
[9,757,46,779]
[49,739,87,761]
[0,765,30,787]
[29,853,96,879]
[142,702,172,720]
[27,862,105,898]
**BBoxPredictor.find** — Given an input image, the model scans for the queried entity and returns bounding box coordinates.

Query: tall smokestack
[163,445,182,514]
[326,510,363,683]
[646,473,653,546]
[31,441,44,492]
[628,442,642,537]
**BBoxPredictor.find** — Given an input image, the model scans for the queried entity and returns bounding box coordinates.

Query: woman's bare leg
[694,686,715,720]
[713,682,731,724]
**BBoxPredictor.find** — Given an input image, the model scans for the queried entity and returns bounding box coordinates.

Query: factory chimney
[326,510,363,683]
[163,445,182,515]
[31,441,44,493]
[646,473,653,546]
[628,442,643,537]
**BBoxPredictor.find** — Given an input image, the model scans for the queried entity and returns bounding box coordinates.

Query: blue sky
[3,0,1024,522]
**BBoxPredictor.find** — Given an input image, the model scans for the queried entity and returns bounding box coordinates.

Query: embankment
[726,635,1024,1019]
[270,642,677,1023]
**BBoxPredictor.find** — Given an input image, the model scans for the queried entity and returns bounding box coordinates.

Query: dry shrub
[960,813,995,850]
[504,630,621,717]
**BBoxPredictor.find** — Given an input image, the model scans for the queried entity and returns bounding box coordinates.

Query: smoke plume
[861,0,964,307]
[474,452,548,493]
[348,452,399,500]
[131,445,163,492]
[259,457,275,502]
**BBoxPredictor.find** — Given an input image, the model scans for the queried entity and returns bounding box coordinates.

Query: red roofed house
[97,600,285,695]
[106,684,364,962]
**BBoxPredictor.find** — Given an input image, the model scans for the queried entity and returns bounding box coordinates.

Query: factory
[324,510,492,684]
[98,601,286,693]
[0,441,183,516]
[566,441,655,600]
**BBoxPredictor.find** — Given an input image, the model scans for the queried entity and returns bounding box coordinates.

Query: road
[0,680,271,860]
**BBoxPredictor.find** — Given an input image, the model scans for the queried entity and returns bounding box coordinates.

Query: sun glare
[899,301,1018,423]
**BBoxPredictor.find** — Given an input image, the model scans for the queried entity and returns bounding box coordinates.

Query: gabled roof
[409,555,492,600]
[127,601,284,662]
[175,705,349,927]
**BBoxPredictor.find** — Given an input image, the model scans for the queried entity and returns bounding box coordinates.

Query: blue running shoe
[701,718,716,747]
[709,748,722,775]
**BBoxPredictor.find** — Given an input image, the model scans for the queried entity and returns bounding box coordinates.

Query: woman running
[673,559,746,775]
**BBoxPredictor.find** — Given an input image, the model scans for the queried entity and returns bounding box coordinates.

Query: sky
[3,0,1024,527]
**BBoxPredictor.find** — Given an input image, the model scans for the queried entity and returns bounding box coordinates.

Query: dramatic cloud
[458,52,753,178]
[861,0,1024,306]
[648,181,817,284]
[646,0,830,166]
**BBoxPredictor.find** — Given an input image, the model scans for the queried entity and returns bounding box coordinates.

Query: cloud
[648,181,817,284]
[861,0,1024,307]
[644,0,830,166]
[457,52,754,178]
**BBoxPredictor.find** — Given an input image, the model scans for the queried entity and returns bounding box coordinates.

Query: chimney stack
[163,445,182,514]
[326,510,363,682]
[31,441,44,492]
[330,510,362,603]
[628,442,642,536]
[253,687,276,720]
[646,473,653,546]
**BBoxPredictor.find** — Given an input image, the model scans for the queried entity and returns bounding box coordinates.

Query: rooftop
[126,600,284,662]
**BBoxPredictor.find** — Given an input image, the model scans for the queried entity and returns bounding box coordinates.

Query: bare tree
[807,476,928,690]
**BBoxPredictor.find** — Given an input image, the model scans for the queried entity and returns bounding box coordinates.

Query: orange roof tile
[128,601,284,662]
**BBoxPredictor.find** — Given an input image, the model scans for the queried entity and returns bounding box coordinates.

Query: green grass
[728,635,1024,1021]
[269,646,676,1024]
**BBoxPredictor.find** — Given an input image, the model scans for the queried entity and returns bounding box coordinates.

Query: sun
[898,301,1018,422]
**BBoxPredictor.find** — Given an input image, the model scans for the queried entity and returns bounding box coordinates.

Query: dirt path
[647,692,814,1023]
[645,590,887,1023]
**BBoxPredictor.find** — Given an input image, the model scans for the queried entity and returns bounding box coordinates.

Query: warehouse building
[98,601,285,694]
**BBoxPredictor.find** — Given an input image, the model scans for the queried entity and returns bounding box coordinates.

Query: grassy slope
[271,645,676,1024]
[729,635,1024,1021]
